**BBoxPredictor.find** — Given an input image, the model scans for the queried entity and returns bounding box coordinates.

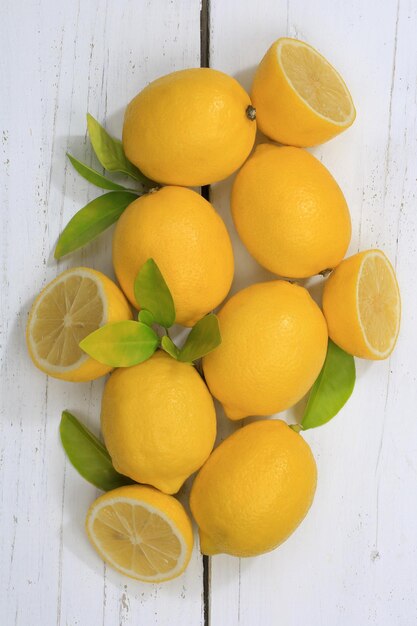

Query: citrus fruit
[26,267,132,382]
[190,419,317,557]
[86,485,193,582]
[251,37,355,146]
[323,249,401,359]
[113,186,234,326]
[231,144,351,279]
[101,351,217,494]
[203,280,328,420]
[122,68,256,186]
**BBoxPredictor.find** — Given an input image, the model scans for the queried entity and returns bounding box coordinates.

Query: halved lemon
[86,485,194,583]
[323,250,401,360]
[251,37,356,146]
[26,267,132,381]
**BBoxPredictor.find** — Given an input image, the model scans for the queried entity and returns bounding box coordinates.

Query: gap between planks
[200,1,211,625]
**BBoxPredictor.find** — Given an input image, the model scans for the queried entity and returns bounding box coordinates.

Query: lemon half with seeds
[26,267,132,381]
[323,250,401,359]
[86,485,193,583]
[252,37,356,146]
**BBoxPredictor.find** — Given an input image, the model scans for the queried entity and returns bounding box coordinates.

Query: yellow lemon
[26,267,132,382]
[231,144,351,278]
[252,37,355,146]
[203,280,328,420]
[323,249,401,359]
[101,351,217,494]
[122,68,256,186]
[190,419,317,557]
[113,186,234,326]
[86,485,193,582]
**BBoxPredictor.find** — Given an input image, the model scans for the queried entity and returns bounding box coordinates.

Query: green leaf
[134,259,176,328]
[178,313,221,363]
[87,113,154,186]
[67,153,127,191]
[60,410,133,491]
[54,191,138,258]
[301,340,356,430]
[161,336,180,360]
[79,320,159,367]
[138,309,154,326]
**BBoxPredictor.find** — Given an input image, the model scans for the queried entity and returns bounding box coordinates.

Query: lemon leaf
[60,410,133,491]
[178,313,221,362]
[161,336,180,360]
[301,340,355,430]
[54,191,138,258]
[79,320,159,367]
[138,309,154,326]
[87,113,155,186]
[67,153,127,191]
[134,259,176,328]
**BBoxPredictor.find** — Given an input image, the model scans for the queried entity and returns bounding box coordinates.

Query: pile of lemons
[26,38,400,582]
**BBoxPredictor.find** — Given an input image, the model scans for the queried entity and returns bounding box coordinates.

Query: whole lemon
[101,351,217,494]
[203,280,328,419]
[122,68,256,186]
[190,419,317,557]
[112,186,234,326]
[231,144,351,278]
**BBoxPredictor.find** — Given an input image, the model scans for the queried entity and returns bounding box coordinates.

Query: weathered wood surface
[1,0,416,624]
[209,1,417,625]
[0,2,204,625]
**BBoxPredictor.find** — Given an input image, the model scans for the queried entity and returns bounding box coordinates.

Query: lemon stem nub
[319,268,333,278]
[246,105,256,121]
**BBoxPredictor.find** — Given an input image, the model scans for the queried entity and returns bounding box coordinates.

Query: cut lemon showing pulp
[323,250,401,360]
[26,267,132,381]
[251,37,356,146]
[86,485,193,583]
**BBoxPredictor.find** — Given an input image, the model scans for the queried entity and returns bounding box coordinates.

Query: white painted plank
[0,1,204,625]
[209,0,417,624]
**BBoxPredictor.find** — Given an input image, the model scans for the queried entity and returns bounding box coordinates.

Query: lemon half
[26,267,132,381]
[86,485,193,583]
[323,250,401,359]
[252,37,356,146]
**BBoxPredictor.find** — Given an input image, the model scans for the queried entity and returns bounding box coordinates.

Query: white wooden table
[1,1,417,624]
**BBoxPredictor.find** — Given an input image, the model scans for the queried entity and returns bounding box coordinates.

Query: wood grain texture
[208,0,417,624]
[0,2,204,625]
